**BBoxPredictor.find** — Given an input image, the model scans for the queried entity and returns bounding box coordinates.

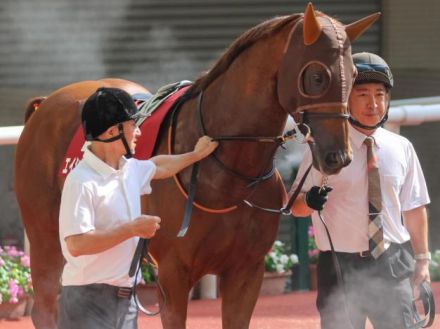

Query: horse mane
[186,14,300,97]
[186,11,343,98]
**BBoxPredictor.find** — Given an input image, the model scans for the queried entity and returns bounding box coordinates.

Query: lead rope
[129,238,167,316]
[317,175,358,329]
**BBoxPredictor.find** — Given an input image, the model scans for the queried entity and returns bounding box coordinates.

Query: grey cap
[353,52,393,89]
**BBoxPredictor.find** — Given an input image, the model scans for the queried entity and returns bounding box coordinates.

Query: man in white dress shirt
[58,87,218,329]
[291,53,430,329]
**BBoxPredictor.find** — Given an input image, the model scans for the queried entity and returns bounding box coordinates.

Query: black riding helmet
[82,87,143,158]
[349,52,394,130]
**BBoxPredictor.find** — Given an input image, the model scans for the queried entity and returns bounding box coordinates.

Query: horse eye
[299,62,330,97]
[313,73,323,84]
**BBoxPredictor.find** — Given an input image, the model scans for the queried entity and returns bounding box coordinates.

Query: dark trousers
[316,243,415,329]
[58,284,138,329]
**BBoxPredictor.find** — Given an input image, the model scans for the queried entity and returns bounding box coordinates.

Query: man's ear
[108,125,118,137]
[102,124,118,138]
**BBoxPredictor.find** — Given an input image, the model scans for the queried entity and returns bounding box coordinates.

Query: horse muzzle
[324,149,352,170]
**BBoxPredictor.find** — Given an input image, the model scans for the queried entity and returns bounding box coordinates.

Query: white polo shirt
[293,125,430,253]
[59,147,156,287]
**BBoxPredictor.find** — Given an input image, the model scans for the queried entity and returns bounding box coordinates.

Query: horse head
[278,3,380,175]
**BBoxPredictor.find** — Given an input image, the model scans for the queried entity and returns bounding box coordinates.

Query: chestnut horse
[15,4,379,329]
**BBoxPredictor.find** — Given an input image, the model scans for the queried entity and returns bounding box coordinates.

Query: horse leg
[220,263,265,329]
[30,242,63,329]
[157,257,192,329]
[22,207,63,329]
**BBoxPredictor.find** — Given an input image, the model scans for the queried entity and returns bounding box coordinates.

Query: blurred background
[0,0,439,289]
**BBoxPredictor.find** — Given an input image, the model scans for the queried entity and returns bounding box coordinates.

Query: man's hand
[413,259,431,287]
[304,186,333,211]
[193,136,219,160]
[131,215,161,239]
[150,135,218,180]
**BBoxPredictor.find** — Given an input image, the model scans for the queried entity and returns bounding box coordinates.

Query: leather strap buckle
[359,250,371,258]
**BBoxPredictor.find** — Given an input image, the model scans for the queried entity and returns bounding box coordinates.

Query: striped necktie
[364,136,385,259]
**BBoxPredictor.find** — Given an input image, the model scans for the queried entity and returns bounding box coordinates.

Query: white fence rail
[0,126,24,145]
[1,96,440,145]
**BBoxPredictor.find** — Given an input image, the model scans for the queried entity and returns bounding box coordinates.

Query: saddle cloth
[59,81,191,177]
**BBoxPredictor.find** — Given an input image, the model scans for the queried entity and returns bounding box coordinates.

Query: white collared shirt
[59,147,156,286]
[293,124,430,252]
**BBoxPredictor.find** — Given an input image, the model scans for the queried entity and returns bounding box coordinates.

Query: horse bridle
[198,91,349,184]
[168,89,350,238]
[197,91,305,186]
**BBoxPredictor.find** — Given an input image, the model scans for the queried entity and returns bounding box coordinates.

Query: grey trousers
[316,246,415,329]
[58,284,138,329]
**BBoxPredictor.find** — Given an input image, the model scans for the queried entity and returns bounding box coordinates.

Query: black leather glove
[304,186,333,211]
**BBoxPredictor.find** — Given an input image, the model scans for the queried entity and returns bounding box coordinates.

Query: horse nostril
[325,152,340,169]
[325,150,352,169]
[325,151,351,169]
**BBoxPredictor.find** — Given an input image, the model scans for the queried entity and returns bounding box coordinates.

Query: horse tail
[24,97,47,123]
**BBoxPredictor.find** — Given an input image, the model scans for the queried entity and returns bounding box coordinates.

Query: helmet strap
[349,113,388,130]
[93,123,133,158]
[349,98,390,130]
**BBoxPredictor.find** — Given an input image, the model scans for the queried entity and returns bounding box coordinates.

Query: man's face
[348,82,388,129]
[122,120,141,154]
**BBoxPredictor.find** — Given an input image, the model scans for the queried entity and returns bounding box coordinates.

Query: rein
[129,239,166,316]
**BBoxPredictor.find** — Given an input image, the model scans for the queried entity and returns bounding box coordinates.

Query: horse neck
[203,38,288,138]
[197,29,291,178]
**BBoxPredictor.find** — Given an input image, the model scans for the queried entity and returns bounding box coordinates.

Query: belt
[358,250,371,258]
[326,250,373,260]
[117,287,133,299]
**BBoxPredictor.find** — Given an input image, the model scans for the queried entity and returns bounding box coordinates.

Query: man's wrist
[414,252,431,261]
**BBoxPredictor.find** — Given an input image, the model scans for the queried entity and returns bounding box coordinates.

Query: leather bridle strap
[176,162,200,237]
[129,238,148,278]
[317,210,358,329]
[295,102,350,122]
[302,112,350,120]
[129,238,166,316]
[409,280,436,329]
[243,163,312,215]
[197,91,281,185]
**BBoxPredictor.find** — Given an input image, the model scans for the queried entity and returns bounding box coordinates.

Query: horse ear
[345,12,381,42]
[303,2,322,46]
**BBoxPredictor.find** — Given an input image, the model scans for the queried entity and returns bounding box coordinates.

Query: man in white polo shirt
[290,53,430,329]
[58,87,218,329]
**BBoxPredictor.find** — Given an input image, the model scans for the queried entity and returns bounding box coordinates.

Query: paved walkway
[1,282,439,329]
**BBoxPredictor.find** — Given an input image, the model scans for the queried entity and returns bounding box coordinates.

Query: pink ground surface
[1,282,439,329]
